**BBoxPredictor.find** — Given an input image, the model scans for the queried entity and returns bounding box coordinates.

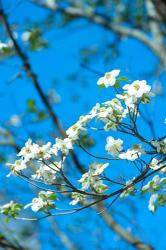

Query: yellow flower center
[133,84,140,90]
[105,72,111,79]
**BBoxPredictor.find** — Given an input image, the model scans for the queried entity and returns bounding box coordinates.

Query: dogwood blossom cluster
[0,201,22,221]
[142,175,166,194]
[67,74,152,136]
[45,0,56,8]
[69,193,86,206]
[0,40,13,58]
[148,194,166,212]
[152,138,166,154]
[149,158,166,173]
[8,114,22,127]
[32,162,58,184]
[79,162,108,192]
[119,144,145,161]
[142,175,166,212]
[116,80,153,107]
[0,69,165,221]
[105,136,123,157]
[97,99,127,131]
[120,179,136,198]
[70,163,109,205]
[97,69,120,87]
[0,41,8,50]
[7,138,71,177]
[24,191,56,212]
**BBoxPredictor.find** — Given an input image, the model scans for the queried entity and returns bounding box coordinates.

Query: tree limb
[0,232,27,250]
[32,0,166,66]
[0,2,83,173]
[96,203,153,250]
[151,0,166,23]
[0,3,156,249]
[48,218,78,250]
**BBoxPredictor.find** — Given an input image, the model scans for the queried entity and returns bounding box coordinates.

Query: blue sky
[0,1,166,249]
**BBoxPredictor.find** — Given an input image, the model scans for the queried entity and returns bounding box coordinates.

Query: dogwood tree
[0,1,166,250]
[1,69,165,220]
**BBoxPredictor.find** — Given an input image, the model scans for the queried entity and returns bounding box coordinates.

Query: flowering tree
[0,1,166,250]
[1,69,165,219]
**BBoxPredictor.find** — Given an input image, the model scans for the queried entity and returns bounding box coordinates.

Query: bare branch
[32,0,166,65]
[95,203,153,250]
[151,0,166,23]
[0,3,84,173]
[48,218,78,250]
[0,231,27,250]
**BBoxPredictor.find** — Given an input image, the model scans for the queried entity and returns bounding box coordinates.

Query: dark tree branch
[0,2,84,173]
[0,232,27,250]
[151,0,166,23]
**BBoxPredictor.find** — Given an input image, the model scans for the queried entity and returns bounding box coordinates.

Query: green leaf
[79,134,95,148]
[37,111,48,120]
[28,28,48,51]
[48,193,57,200]
[114,80,120,88]
[117,76,129,81]
[1,47,12,56]
[4,217,9,223]
[27,99,37,112]
[98,83,105,89]
[161,178,166,185]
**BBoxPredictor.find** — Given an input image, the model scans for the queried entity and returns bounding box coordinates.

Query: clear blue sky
[0,1,166,249]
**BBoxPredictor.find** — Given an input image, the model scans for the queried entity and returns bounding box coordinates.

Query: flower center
[133,84,140,90]
[105,72,111,79]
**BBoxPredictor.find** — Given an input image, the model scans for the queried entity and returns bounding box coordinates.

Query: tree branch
[48,218,78,250]
[151,0,166,23]
[145,0,166,65]
[32,0,166,65]
[0,3,83,173]
[96,203,153,250]
[1,130,155,250]
[0,3,158,250]
[0,232,27,250]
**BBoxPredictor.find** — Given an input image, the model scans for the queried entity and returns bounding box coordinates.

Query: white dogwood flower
[69,193,86,206]
[123,80,151,98]
[0,201,22,219]
[78,162,109,192]
[21,31,31,42]
[142,175,166,193]
[149,158,166,173]
[119,144,144,161]
[55,138,73,155]
[116,93,137,107]
[120,179,136,197]
[32,164,56,184]
[8,114,21,127]
[17,138,39,162]
[36,142,52,160]
[148,194,158,212]
[91,163,109,175]
[105,136,123,157]
[17,139,53,162]
[117,80,153,107]
[7,159,27,176]
[97,70,120,88]
[152,139,166,154]
[0,41,8,50]
[45,0,56,8]
[89,103,100,117]
[66,121,86,141]
[24,191,56,212]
